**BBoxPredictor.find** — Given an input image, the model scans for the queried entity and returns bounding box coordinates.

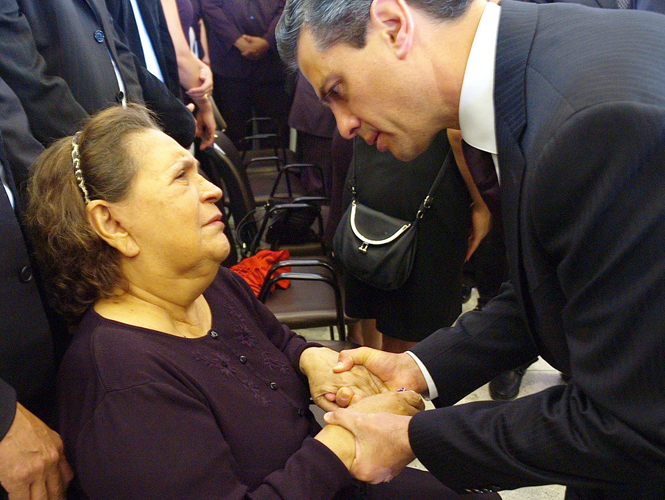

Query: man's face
[297,28,444,161]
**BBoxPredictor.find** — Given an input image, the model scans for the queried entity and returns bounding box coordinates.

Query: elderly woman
[25,105,497,500]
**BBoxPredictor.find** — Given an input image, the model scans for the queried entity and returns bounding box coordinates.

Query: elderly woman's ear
[86,201,140,258]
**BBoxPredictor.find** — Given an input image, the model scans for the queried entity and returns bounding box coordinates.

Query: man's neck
[425,0,490,130]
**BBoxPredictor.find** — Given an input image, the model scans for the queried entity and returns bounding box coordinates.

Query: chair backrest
[258,259,347,341]
[198,133,328,259]
[198,135,256,222]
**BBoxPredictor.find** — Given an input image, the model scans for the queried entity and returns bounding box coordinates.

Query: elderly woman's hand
[300,347,389,412]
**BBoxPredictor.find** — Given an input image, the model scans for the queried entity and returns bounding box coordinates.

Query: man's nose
[330,104,360,139]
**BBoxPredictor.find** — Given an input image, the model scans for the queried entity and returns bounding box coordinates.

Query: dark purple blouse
[57,268,355,499]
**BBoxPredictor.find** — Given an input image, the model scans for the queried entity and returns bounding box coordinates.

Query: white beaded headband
[71,132,91,204]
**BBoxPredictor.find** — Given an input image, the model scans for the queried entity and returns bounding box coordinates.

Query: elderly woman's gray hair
[276,0,472,72]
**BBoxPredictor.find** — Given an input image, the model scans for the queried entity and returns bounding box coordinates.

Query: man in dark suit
[105,0,217,149]
[0,0,196,149]
[277,0,665,498]
[0,77,72,499]
[0,0,87,148]
[105,0,182,100]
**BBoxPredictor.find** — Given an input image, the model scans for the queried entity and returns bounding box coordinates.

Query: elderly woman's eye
[323,84,340,103]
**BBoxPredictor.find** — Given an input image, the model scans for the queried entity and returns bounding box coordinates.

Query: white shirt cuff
[405,351,438,401]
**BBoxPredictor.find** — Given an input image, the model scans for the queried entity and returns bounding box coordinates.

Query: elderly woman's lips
[205,214,223,226]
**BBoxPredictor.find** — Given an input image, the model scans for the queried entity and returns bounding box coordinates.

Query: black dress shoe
[489,360,536,400]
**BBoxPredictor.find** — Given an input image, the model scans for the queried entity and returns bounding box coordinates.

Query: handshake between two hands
[299,346,427,483]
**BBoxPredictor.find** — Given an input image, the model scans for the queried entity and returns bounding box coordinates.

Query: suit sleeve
[0,0,88,146]
[409,103,665,493]
[133,60,196,148]
[0,379,17,440]
[411,281,537,408]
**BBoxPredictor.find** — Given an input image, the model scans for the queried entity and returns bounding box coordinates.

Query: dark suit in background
[105,0,182,100]
[5,0,194,147]
[0,77,61,500]
[0,0,87,147]
[409,3,665,499]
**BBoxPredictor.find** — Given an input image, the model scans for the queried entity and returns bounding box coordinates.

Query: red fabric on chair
[230,249,291,296]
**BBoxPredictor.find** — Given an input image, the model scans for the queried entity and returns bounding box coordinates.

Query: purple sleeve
[74,382,352,500]
[200,0,242,51]
[263,0,286,50]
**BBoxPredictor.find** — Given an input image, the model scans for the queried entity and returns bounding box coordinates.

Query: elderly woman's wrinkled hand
[300,347,389,412]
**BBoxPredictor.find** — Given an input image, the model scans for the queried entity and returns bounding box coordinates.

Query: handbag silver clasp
[358,242,369,253]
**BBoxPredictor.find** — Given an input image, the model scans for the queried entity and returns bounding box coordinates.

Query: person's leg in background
[347,319,383,350]
[252,76,292,153]
[294,132,333,197]
[212,75,252,148]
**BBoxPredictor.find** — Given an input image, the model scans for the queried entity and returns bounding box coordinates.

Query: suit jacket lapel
[494,0,538,322]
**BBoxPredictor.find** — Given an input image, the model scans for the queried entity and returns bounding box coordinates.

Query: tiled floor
[295,288,566,500]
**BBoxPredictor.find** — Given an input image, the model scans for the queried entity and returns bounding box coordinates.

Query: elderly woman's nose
[198,173,223,202]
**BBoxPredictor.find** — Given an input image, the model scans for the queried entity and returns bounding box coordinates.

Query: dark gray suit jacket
[105,0,182,100]
[0,78,55,463]
[0,0,87,146]
[410,2,665,498]
[3,0,194,147]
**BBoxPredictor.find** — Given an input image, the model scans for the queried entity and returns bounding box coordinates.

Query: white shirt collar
[458,1,500,155]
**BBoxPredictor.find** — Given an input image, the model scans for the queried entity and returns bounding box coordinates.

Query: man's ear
[370,0,414,59]
[86,201,140,258]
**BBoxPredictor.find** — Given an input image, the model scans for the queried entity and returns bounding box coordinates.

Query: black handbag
[333,150,449,290]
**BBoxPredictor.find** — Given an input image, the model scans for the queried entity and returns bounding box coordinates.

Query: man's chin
[387,141,427,162]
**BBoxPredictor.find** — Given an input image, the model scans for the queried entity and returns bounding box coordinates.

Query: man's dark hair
[277,0,472,71]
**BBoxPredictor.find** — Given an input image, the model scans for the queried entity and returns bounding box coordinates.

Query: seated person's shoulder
[63,310,175,392]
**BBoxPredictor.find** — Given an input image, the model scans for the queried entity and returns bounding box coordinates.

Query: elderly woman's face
[115,129,229,274]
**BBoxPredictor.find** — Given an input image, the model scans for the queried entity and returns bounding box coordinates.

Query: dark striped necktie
[461,140,501,226]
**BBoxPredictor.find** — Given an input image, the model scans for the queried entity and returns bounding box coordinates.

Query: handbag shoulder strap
[349,140,451,224]
[414,149,451,221]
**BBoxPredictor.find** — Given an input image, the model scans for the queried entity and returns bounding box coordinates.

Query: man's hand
[349,390,424,416]
[333,347,429,394]
[236,35,269,60]
[300,347,389,412]
[0,403,73,499]
[324,407,415,483]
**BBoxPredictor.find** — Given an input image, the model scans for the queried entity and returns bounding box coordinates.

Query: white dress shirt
[128,0,165,83]
[1,165,14,209]
[408,2,502,400]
